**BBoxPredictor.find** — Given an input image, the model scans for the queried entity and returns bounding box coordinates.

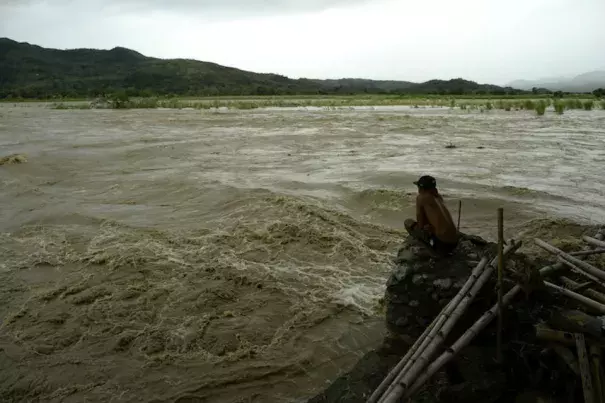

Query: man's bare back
[405,175,459,254]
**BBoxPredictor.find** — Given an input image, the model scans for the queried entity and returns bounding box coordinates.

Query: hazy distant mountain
[0,37,525,98]
[508,70,605,92]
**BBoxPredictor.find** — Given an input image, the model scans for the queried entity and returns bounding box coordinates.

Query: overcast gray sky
[1,0,604,84]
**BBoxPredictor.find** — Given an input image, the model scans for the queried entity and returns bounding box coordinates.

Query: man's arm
[416,195,427,229]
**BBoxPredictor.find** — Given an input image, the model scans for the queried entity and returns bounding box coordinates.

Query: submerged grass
[554,101,565,115]
[583,100,594,111]
[46,95,600,112]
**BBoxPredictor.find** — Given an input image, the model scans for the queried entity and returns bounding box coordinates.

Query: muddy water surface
[1,104,604,402]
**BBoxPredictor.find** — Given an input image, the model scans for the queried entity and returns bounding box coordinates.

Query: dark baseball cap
[413,175,437,189]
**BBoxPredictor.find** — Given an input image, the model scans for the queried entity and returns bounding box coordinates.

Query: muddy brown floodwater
[0,104,604,402]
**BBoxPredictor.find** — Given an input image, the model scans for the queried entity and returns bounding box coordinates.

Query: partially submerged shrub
[535,101,546,116]
[554,101,565,115]
[583,100,594,111]
[524,100,535,110]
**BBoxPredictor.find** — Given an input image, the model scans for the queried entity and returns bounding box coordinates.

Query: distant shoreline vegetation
[36,94,605,115]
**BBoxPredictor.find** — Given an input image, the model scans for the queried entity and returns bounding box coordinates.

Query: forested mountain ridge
[1,37,526,98]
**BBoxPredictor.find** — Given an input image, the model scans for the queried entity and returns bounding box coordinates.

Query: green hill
[0,38,525,99]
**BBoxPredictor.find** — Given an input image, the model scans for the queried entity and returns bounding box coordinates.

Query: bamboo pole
[560,277,605,304]
[572,249,605,257]
[576,333,595,403]
[497,208,504,364]
[536,324,576,346]
[367,257,489,403]
[535,239,605,282]
[560,277,593,292]
[545,282,605,314]
[584,236,605,249]
[379,242,522,403]
[590,345,604,403]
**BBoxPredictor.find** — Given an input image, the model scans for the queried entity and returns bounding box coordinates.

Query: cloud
[1,0,604,84]
[1,0,376,17]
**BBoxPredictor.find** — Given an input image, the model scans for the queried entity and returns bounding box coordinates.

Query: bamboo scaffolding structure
[404,242,605,401]
[535,239,605,282]
[404,283,524,399]
[366,256,490,403]
[378,242,522,403]
[590,345,605,403]
[375,227,605,403]
[584,236,605,249]
[497,208,504,364]
[545,282,605,314]
[576,333,595,403]
[560,277,605,305]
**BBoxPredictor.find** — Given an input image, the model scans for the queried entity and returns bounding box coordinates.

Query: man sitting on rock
[405,175,459,255]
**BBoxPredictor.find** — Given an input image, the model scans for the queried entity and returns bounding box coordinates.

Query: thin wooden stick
[535,239,605,282]
[497,207,504,364]
[584,236,605,249]
[576,333,595,403]
[367,257,489,403]
[572,249,605,257]
[545,282,605,314]
[457,200,462,232]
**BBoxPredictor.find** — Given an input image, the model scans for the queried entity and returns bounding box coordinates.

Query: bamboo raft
[369,226,605,403]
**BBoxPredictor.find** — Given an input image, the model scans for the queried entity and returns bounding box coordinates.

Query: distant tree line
[1,38,603,100]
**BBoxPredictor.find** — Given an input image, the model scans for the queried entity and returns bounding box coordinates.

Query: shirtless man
[404,175,459,254]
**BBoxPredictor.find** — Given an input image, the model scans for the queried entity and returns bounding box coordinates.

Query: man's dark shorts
[404,219,458,255]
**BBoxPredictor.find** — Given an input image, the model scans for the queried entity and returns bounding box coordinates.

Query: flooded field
[1,104,604,402]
